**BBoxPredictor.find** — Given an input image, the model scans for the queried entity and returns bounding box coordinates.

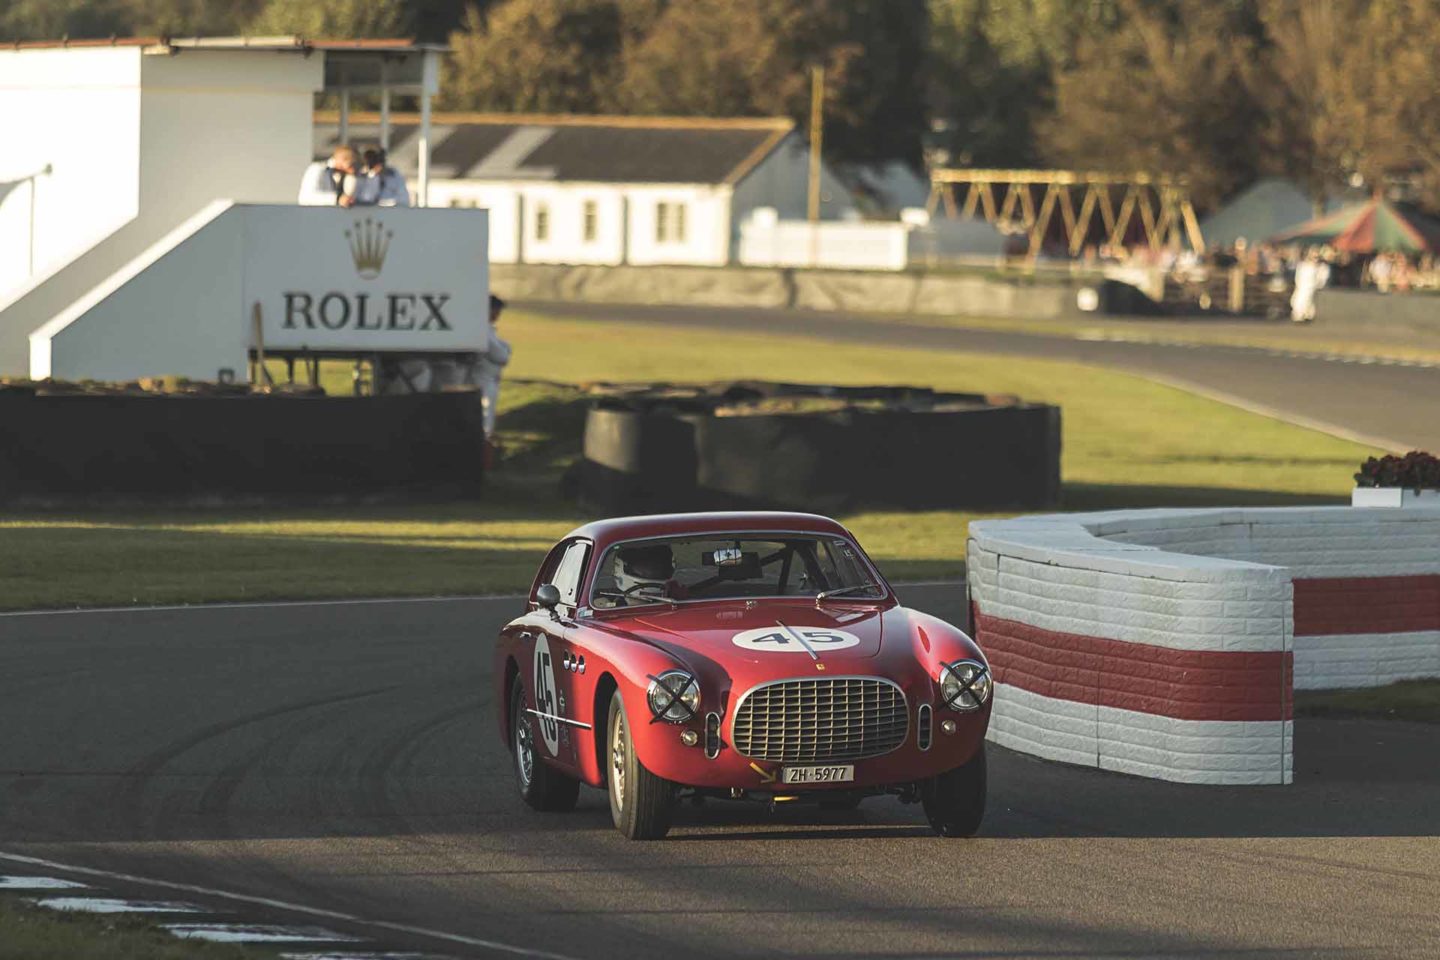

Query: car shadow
[650,714,1440,842]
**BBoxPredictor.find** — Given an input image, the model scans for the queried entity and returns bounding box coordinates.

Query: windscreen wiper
[814,583,883,602]
[594,590,668,607]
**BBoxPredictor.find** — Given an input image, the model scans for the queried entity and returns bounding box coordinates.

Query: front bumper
[635,699,991,792]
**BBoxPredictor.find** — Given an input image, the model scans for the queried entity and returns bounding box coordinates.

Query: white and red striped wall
[967,507,1440,785]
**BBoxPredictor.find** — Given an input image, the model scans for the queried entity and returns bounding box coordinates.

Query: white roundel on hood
[732,626,861,653]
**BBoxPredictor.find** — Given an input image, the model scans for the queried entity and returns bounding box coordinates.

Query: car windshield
[590,534,884,608]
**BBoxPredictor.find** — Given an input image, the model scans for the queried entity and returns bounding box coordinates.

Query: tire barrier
[967,506,1440,785]
[577,382,1061,515]
[0,386,486,504]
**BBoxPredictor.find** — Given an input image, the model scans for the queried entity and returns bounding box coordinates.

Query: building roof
[315,111,795,185]
[2,35,444,52]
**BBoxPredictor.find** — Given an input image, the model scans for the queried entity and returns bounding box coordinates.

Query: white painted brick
[1100,755,1286,785]
[1292,632,1440,689]
[1247,581,1291,601]
[972,507,1440,785]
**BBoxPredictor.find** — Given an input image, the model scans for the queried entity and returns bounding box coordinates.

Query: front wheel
[607,689,673,840]
[921,744,986,837]
[510,676,579,812]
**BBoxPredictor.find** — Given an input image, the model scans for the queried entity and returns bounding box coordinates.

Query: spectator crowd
[298,145,410,208]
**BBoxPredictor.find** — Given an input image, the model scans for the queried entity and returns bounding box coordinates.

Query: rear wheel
[607,689,673,840]
[921,744,986,837]
[510,675,579,812]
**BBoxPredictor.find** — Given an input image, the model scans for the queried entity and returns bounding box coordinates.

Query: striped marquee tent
[1270,196,1440,254]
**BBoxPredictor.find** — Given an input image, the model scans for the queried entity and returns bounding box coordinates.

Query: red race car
[494,512,992,839]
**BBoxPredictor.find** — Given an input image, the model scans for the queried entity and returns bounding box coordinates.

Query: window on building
[535,203,550,242]
[583,200,599,242]
[655,201,688,244]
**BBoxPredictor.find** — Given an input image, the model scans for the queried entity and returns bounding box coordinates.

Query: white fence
[738,217,909,271]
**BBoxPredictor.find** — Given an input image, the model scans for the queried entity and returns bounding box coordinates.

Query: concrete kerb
[968,505,1440,786]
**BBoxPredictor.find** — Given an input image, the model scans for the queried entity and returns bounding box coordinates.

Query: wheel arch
[591,670,619,783]
[501,655,521,749]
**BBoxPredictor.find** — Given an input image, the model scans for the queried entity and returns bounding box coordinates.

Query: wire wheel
[606,688,673,840]
[509,674,579,813]
[610,706,628,810]
[514,701,534,790]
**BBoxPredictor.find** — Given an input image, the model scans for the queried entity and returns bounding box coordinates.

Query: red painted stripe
[974,612,1292,722]
[1293,575,1440,636]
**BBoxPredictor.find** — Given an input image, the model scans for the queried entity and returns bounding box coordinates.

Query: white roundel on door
[531,633,561,756]
[732,626,861,653]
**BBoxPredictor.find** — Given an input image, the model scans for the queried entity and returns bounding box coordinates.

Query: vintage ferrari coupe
[494,512,993,840]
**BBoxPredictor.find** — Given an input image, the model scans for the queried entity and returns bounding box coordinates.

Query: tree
[1253,0,1370,209]
[1040,0,1267,209]
[927,0,1120,168]
[1257,0,1440,209]
[442,0,627,112]
[614,0,925,166]
[1364,0,1440,206]
[0,0,129,40]
[247,0,408,37]
[825,0,929,166]
[127,0,264,35]
[408,0,492,42]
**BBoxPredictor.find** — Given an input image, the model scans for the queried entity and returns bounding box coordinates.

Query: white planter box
[1352,486,1440,507]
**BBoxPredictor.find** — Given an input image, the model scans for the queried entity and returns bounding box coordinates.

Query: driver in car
[612,543,677,604]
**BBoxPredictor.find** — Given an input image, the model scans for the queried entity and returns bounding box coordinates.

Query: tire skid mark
[118,685,399,835]
[356,697,481,831]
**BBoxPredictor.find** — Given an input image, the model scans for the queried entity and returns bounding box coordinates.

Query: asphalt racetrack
[2,589,1437,959]
[524,301,1440,452]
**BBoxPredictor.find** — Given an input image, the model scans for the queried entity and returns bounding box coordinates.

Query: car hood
[619,599,889,666]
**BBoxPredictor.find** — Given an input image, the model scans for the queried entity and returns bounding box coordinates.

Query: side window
[550,541,591,607]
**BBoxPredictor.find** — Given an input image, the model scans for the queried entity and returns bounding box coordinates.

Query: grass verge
[1295,680,1440,724]
[0,310,1377,610]
[0,897,257,960]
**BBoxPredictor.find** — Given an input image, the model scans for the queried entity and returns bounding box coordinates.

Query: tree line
[6,0,1440,210]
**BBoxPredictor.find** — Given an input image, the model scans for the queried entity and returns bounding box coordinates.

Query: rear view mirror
[716,553,763,580]
[536,583,561,611]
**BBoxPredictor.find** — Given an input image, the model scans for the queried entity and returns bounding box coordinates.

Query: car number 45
[782,764,855,784]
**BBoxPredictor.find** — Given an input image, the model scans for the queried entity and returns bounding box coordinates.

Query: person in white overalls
[478,294,512,437]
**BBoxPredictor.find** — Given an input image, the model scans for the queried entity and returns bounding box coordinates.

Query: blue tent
[1200,178,1347,248]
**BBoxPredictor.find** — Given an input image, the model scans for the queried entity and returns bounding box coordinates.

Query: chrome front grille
[731,676,908,763]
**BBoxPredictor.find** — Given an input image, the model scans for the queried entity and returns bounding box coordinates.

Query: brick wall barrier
[967,506,1440,785]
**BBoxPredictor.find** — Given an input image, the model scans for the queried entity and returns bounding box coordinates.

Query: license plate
[782,764,854,785]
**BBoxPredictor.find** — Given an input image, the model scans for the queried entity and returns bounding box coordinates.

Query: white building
[0,37,460,381]
[314,112,859,267]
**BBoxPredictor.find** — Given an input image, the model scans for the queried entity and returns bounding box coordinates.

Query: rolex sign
[243,205,489,354]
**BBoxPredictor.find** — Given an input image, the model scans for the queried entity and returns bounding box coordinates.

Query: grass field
[0,310,1377,611]
[0,897,258,960]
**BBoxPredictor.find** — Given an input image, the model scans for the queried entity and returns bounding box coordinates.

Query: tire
[921,744,986,837]
[606,689,673,840]
[510,676,579,813]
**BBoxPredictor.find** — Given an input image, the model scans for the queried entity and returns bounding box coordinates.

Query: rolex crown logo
[345,217,392,279]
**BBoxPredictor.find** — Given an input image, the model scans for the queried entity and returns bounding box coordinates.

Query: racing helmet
[614,543,675,595]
